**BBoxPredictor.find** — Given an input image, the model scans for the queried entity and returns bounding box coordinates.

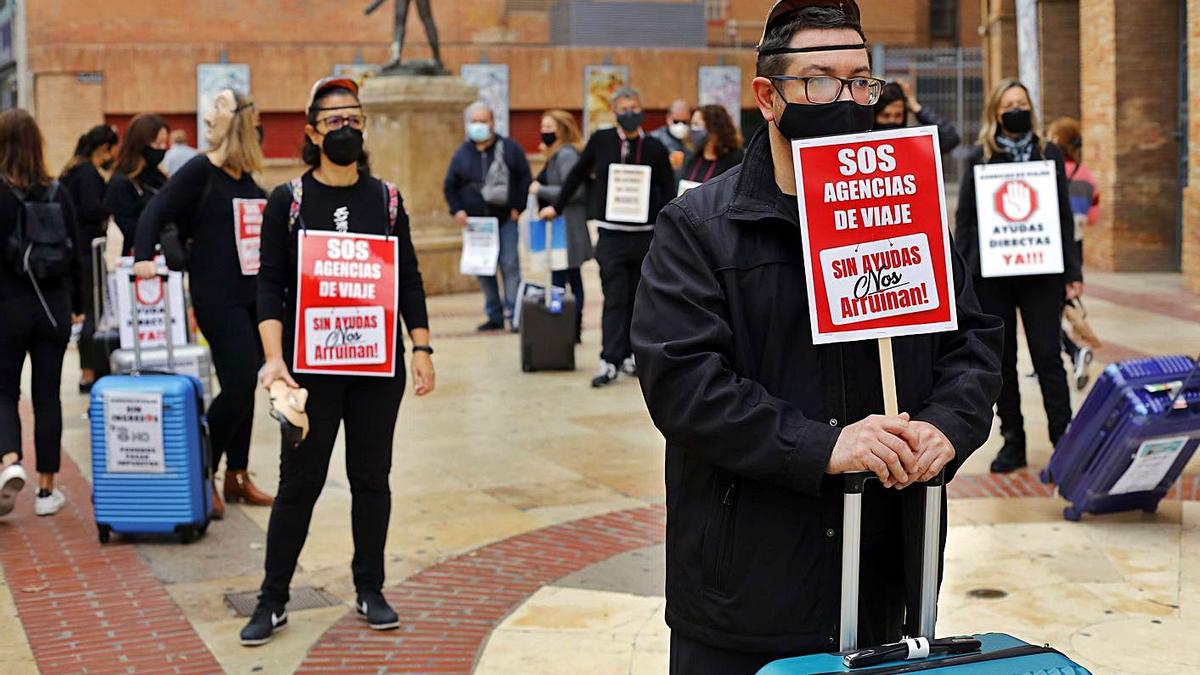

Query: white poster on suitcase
[115,257,188,350]
[1109,436,1189,495]
[973,160,1064,278]
[103,391,165,474]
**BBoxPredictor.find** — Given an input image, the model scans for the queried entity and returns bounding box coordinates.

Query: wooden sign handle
[878,337,899,417]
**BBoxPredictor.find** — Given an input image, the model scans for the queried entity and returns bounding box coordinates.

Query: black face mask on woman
[540,132,558,147]
[1000,109,1033,135]
[776,100,874,140]
[321,127,364,167]
[142,147,167,168]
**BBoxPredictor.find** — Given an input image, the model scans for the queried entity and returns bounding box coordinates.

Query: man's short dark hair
[756,8,866,78]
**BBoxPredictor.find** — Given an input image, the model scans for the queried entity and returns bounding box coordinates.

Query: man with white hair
[540,87,674,387]
[443,101,532,331]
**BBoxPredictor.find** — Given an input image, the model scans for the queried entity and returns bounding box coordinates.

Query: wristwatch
[412,345,434,355]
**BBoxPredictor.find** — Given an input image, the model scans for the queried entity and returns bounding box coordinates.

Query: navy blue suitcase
[1041,355,1200,521]
[88,274,211,543]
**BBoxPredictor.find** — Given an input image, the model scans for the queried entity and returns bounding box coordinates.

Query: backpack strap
[381,180,399,235]
[45,181,59,202]
[287,177,304,232]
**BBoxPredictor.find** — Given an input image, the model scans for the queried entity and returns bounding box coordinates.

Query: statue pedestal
[360,74,478,295]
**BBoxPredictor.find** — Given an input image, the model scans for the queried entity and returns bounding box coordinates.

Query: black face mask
[256,125,265,146]
[616,110,644,133]
[540,132,558,147]
[142,147,167,168]
[321,127,364,167]
[1001,109,1033,134]
[776,100,874,140]
[874,121,906,132]
[100,158,115,171]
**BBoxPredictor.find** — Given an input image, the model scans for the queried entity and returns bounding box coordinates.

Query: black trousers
[0,291,70,473]
[193,303,263,473]
[259,370,405,605]
[595,230,653,366]
[974,275,1072,444]
[551,267,585,339]
[77,253,98,373]
[670,633,792,675]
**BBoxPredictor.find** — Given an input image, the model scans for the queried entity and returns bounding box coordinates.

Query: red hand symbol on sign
[995,180,1037,222]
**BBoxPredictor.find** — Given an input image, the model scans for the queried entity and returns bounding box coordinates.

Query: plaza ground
[1,268,1198,674]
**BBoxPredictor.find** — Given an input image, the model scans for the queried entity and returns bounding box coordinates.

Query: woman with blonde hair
[133,89,272,517]
[954,78,1081,474]
[530,109,593,343]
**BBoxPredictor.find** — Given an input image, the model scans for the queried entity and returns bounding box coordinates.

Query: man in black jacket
[540,87,674,387]
[630,2,1004,673]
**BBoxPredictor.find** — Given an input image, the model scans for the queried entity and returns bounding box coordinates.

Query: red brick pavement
[0,405,221,674]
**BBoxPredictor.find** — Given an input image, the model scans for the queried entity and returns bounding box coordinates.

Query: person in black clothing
[133,89,273,517]
[680,104,745,189]
[104,114,169,255]
[0,109,85,519]
[60,124,118,391]
[873,80,961,154]
[240,77,435,647]
[540,86,675,388]
[442,102,532,331]
[630,3,1003,672]
[954,78,1082,474]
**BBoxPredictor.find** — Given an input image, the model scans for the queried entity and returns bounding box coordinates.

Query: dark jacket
[914,107,961,154]
[682,148,745,185]
[954,140,1082,283]
[553,128,675,227]
[104,167,166,254]
[60,162,109,248]
[536,145,593,268]
[631,128,1003,654]
[442,135,532,221]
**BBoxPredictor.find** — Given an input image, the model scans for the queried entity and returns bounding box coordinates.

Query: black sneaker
[591,361,618,388]
[239,603,287,646]
[356,592,400,631]
[990,432,1027,474]
[477,320,505,332]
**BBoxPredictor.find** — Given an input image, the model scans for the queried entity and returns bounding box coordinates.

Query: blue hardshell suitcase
[757,474,1089,674]
[1041,355,1200,522]
[88,274,211,543]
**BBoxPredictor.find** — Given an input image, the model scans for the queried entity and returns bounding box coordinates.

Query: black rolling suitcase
[520,217,576,372]
[90,237,120,378]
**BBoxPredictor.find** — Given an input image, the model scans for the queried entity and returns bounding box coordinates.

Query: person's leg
[498,219,522,324]
[258,375,345,606]
[216,304,271,504]
[415,0,442,65]
[193,304,260,475]
[619,232,653,371]
[342,374,405,600]
[29,298,71,494]
[0,302,29,468]
[476,275,504,327]
[1019,280,1073,445]
[669,632,791,675]
[77,253,97,385]
[569,268,585,341]
[975,279,1026,471]
[596,232,632,369]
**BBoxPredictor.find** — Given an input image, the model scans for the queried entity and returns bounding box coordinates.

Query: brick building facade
[15,0,978,172]
[982,0,1198,291]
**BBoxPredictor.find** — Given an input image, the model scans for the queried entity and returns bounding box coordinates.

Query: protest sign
[605,164,651,223]
[114,256,187,350]
[233,197,267,275]
[792,126,958,346]
[528,216,568,272]
[973,160,1064,277]
[460,217,500,276]
[293,231,399,377]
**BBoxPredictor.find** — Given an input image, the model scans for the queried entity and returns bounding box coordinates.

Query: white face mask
[668,121,688,140]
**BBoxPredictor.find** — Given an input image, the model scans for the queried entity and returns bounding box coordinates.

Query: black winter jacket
[954,140,1082,284]
[631,128,1003,654]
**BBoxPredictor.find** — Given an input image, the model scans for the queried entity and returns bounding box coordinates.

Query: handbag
[480,144,511,207]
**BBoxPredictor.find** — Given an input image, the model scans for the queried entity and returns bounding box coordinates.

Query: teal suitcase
[757,474,1090,674]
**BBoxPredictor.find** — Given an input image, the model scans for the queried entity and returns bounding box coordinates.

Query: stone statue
[364,0,447,75]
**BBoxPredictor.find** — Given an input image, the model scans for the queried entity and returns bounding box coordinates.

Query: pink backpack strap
[287,177,304,231]
[384,180,400,234]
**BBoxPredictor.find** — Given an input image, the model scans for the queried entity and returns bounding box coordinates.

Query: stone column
[361,75,479,295]
[1080,0,1181,271]
[1184,0,1200,292]
[982,0,1019,93]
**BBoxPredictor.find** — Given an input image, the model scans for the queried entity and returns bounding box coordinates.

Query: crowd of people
[0,0,1106,662]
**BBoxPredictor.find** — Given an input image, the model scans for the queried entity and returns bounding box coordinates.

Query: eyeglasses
[768,76,885,106]
[316,113,367,131]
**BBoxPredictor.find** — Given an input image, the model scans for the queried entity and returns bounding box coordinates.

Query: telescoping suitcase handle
[126,272,177,374]
[839,470,944,652]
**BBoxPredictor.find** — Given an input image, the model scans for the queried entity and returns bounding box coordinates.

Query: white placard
[1109,436,1189,495]
[460,217,501,276]
[233,197,266,276]
[103,390,165,474]
[677,179,702,197]
[605,164,652,224]
[114,257,187,350]
[819,233,940,326]
[974,160,1064,278]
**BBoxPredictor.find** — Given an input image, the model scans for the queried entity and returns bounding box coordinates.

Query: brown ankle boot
[211,482,225,520]
[224,470,274,506]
